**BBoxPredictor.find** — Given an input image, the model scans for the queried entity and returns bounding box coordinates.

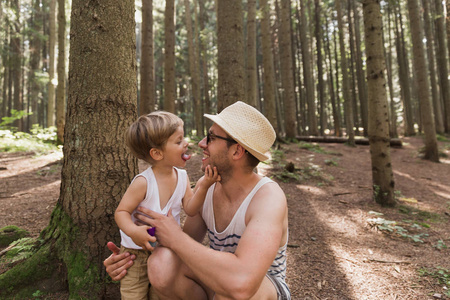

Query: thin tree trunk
[408,0,439,162]
[394,4,415,136]
[422,0,444,134]
[11,0,22,131]
[348,1,359,132]
[325,14,341,137]
[385,4,398,138]
[199,0,210,132]
[299,0,317,135]
[140,0,155,115]
[29,0,41,127]
[184,0,202,134]
[260,0,279,133]
[352,0,368,136]
[246,0,258,108]
[47,0,56,127]
[314,0,326,136]
[55,0,65,143]
[336,0,355,145]
[362,0,395,206]
[434,0,450,133]
[164,0,176,113]
[217,0,246,111]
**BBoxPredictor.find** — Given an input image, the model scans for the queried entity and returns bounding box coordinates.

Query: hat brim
[204,113,270,161]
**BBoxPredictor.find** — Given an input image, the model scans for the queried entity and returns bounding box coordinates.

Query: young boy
[114,111,219,300]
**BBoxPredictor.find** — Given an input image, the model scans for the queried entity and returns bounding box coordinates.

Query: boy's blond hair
[126,111,183,163]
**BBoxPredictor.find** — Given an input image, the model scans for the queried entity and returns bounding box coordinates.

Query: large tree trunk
[140,0,155,115]
[279,0,298,138]
[434,0,450,133]
[164,0,176,113]
[336,0,355,145]
[362,0,395,207]
[47,0,56,127]
[422,0,444,134]
[55,0,65,143]
[408,0,439,162]
[0,0,138,297]
[217,0,246,111]
[184,0,202,135]
[260,0,278,133]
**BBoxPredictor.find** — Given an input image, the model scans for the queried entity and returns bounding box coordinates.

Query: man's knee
[148,247,179,289]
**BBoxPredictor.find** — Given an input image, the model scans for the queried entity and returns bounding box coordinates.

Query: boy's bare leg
[148,247,208,300]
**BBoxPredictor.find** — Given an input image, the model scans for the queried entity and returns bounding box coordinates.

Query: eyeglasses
[206,132,237,144]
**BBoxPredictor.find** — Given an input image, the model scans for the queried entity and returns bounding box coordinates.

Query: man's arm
[137,183,287,299]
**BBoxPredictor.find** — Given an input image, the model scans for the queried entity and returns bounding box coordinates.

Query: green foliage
[418,267,450,296]
[297,141,327,153]
[398,205,441,222]
[367,212,429,243]
[0,225,29,247]
[324,159,338,166]
[0,125,60,155]
[2,238,37,265]
[0,110,31,129]
[436,134,449,142]
[433,239,447,250]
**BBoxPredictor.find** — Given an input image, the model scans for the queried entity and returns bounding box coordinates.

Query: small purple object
[147,227,156,236]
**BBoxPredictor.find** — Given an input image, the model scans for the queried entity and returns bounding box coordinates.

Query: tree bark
[56,0,65,143]
[164,0,176,113]
[408,0,440,162]
[362,0,396,206]
[140,0,155,115]
[217,0,246,111]
[0,0,138,297]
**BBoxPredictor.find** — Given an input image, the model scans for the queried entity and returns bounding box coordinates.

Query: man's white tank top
[201,177,288,281]
[119,166,187,249]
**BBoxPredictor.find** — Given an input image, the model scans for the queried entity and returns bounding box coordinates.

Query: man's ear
[150,148,163,161]
[232,144,247,160]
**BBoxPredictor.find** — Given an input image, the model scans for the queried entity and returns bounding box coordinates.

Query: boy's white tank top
[120,166,187,249]
[202,177,288,281]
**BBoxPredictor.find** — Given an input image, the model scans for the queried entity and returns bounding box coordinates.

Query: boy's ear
[150,148,163,161]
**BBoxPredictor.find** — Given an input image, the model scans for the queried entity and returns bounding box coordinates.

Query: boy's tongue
[182,153,191,161]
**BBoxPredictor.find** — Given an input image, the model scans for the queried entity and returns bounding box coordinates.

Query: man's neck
[217,171,262,203]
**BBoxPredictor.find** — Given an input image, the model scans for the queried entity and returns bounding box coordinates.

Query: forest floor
[1,136,450,299]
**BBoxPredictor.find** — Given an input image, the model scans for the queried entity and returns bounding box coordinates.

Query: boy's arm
[183,166,220,217]
[115,176,155,251]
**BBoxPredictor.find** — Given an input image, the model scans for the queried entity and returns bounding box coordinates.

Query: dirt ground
[1,136,449,299]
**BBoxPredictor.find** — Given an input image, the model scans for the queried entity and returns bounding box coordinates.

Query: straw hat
[204,101,276,161]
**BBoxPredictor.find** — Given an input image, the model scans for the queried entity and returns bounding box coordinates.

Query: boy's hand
[199,165,221,189]
[130,225,156,251]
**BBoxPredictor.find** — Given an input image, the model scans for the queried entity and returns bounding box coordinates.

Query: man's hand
[103,242,136,281]
[135,207,183,249]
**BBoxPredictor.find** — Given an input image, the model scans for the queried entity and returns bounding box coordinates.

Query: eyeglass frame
[206,131,237,144]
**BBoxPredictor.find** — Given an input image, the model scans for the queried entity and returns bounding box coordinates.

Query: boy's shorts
[120,246,152,300]
[266,274,291,300]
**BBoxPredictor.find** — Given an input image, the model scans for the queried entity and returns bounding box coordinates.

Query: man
[104,101,290,299]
